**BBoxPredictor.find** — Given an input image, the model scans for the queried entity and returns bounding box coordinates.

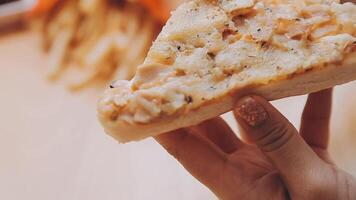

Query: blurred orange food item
[32,0,172,23]
[31,0,60,15]
[138,0,171,23]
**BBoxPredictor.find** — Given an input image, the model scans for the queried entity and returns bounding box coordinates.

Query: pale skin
[155,89,356,200]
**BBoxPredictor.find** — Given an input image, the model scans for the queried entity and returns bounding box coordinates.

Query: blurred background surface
[0,1,356,200]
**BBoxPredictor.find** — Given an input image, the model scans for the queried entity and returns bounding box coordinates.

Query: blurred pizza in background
[32,0,181,90]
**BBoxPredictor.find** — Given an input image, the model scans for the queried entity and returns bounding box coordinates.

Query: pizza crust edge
[98,52,356,143]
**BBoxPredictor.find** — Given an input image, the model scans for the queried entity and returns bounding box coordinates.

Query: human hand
[155,89,356,200]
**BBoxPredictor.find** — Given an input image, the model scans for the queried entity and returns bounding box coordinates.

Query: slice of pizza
[98,0,356,143]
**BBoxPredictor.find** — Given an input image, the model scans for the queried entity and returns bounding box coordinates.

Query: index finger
[155,128,228,192]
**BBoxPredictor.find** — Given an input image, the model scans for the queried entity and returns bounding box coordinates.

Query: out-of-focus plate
[0,0,35,27]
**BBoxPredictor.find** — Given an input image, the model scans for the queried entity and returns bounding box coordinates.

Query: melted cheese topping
[99,0,356,124]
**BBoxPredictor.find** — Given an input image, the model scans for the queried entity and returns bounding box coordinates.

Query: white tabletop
[0,30,355,200]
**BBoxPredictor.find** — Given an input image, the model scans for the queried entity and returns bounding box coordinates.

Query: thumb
[233,96,325,185]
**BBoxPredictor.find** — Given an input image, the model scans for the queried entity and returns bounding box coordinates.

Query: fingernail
[235,96,269,127]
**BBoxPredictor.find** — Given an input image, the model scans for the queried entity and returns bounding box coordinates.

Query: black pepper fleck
[207,52,216,59]
[260,41,268,48]
[185,95,193,103]
[265,8,272,12]
[257,28,261,32]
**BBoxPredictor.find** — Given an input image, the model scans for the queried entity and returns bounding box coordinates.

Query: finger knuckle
[303,114,330,123]
[166,132,191,161]
[257,123,293,152]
